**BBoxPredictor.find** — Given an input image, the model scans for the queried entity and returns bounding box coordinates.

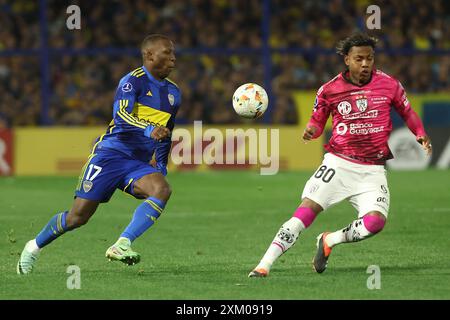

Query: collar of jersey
[142,65,167,88]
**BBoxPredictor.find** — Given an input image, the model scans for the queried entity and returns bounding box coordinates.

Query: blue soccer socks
[120,197,165,242]
[35,197,165,249]
[35,211,71,248]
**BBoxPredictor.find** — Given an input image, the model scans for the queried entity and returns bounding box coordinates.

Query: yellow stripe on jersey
[119,100,147,128]
[134,70,146,77]
[166,77,178,88]
[123,178,134,192]
[76,153,96,191]
[76,122,116,191]
[90,132,107,156]
[130,67,144,76]
[131,103,171,127]
[118,100,147,129]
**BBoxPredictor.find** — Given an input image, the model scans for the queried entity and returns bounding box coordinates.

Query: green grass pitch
[1,170,449,299]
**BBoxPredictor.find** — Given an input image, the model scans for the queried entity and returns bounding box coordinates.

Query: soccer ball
[232,83,269,119]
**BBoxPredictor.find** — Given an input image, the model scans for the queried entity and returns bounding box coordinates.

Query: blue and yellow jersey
[94,65,181,164]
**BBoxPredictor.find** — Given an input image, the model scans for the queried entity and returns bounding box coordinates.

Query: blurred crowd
[0,0,449,127]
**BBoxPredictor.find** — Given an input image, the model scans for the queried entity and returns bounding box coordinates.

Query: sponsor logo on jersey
[372,96,387,101]
[350,90,371,95]
[83,180,93,192]
[168,94,175,106]
[356,98,368,112]
[122,82,133,92]
[336,122,384,135]
[337,101,352,115]
[372,100,388,104]
[336,123,348,135]
[343,110,378,120]
[349,123,384,135]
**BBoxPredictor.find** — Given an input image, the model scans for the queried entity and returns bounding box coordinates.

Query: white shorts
[301,153,390,218]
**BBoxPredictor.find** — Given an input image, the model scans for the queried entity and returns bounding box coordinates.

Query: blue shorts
[74,149,159,203]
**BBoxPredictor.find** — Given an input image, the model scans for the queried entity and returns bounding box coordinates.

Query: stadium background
[0,0,449,175]
[1,0,450,301]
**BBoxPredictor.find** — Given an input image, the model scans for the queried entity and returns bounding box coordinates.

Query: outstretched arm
[302,125,319,142]
[400,109,432,156]
[393,82,432,156]
[302,86,331,143]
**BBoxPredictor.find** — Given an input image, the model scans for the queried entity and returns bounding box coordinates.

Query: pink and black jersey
[308,69,427,165]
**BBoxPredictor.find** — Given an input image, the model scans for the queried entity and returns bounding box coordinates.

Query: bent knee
[66,209,93,229]
[363,213,386,234]
[155,184,172,201]
[66,214,90,229]
[300,198,323,215]
[143,183,172,201]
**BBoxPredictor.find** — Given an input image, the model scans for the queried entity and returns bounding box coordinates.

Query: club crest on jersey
[83,180,93,193]
[356,98,368,112]
[122,82,133,92]
[337,101,352,115]
[168,94,175,106]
